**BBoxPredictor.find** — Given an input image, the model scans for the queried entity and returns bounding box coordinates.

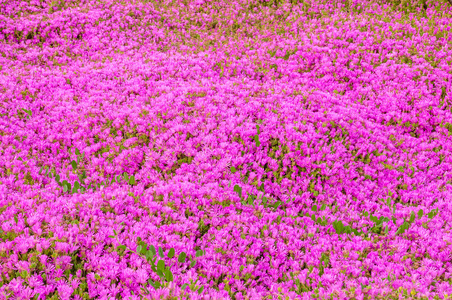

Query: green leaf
[418,209,424,219]
[320,204,326,211]
[148,280,160,289]
[14,215,18,224]
[117,245,126,251]
[158,247,164,258]
[198,285,204,294]
[157,260,165,272]
[190,260,196,268]
[312,205,317,212]
[146,250,153,260]
[150,245,156,257]
[233,185,242,198]
[72,181,80,193]
[247,194,254,206]
[396,221,410,235]
[137,245,142,253]
[168,248,175,259]
[181,284,188,290]
[156,269,164,279]
[403,221,410,230]
[17,156,23,161]
[63,184,68,192]
[409,211,416,223]
[75,148,80,156]
[196,250,204,257]
[123,173,129,181]
[333,220,344,234]
[344,226,352,234]
[230,166,237,173]
[165,269,173,282]
[129,176,136,185]
[71,160,77,170]
[255,135,260,148]
[256,124,260,135]
[139,242,147,255]
[178,252,187,263]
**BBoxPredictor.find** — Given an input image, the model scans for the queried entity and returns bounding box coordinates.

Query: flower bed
[1,0,452,299]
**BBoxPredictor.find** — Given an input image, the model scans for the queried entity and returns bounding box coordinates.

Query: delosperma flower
[1,0,452,299]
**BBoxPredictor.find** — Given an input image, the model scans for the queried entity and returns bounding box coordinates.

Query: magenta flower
[1,0,452,298]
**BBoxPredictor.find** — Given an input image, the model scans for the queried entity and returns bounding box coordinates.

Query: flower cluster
[1,0,452,299]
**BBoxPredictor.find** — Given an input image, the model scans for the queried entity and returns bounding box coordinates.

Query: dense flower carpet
[0,0,452,299]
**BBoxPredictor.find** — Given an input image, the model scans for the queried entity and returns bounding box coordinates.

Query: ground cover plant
[0,0,452,298]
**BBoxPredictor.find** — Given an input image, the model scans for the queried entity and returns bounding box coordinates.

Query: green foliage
[369,214,389,235]
[0,237,88,299]
[332,220,358,235]
[20,108,32,119]
[254,124,261,148]
[233,184,242,198]
[135,238,205,294]
[428,208,439,219]
[178,252,187,263]
[43,148,136,194]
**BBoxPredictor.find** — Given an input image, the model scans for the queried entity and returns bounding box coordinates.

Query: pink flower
[135,268,148,284]
[28,275,43,288]
[57,282,74,300]
[14,261,30,273]
[18,287,34,300]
